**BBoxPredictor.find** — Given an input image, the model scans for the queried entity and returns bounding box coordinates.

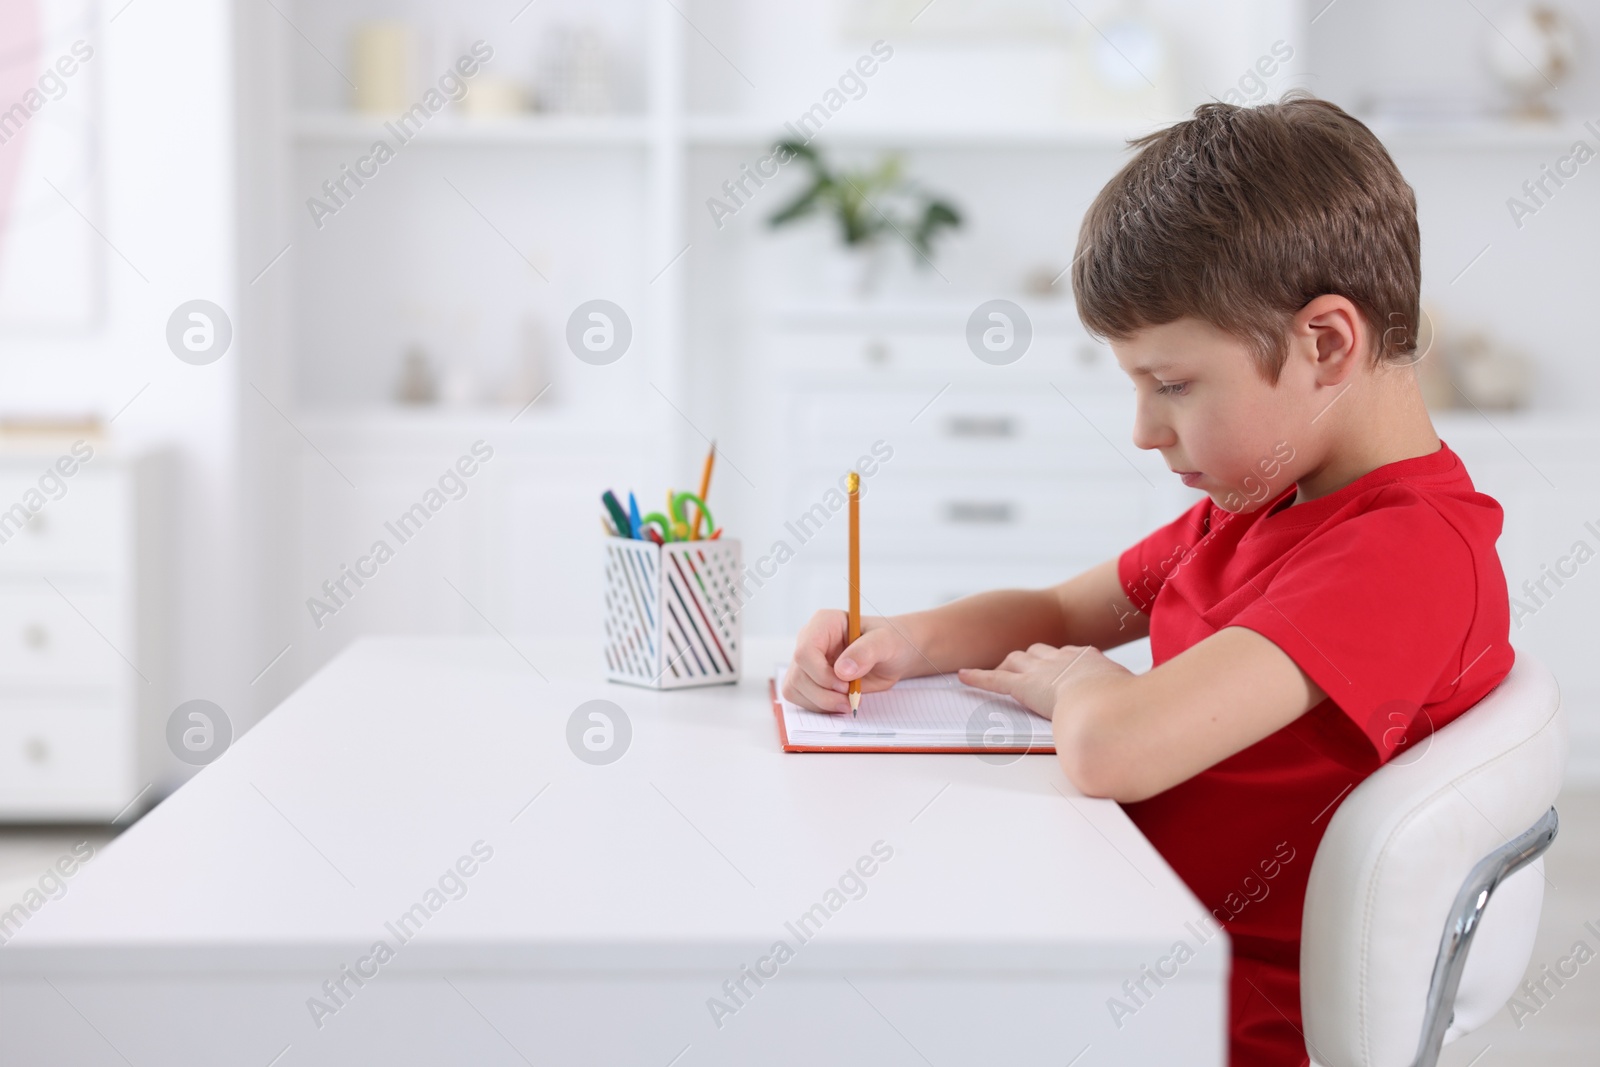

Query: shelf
[762,295,1089,332]
[288,111,1590,154]
[1363,117,1599,151]
[291,112,653,147]
[292,112,1155,150]
[682,114,1600,152]
[684,114,1144,149]
[296,402,659,433]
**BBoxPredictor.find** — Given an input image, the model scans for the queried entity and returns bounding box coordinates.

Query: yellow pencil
[847,471,860,715]
[693,440,716,539]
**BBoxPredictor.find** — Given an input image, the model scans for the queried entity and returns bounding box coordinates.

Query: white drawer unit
[0,444,169,821]
[764,303,1196,634]
[787,471,1153,559]
[765,311,1131,395]
[0,583,125,686]
[0,469,124,571]
[0,703,130,819]
[790,387,1144,476]
[798,556,1103,620]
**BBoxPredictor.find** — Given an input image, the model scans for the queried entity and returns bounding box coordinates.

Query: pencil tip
[849,692,860,713]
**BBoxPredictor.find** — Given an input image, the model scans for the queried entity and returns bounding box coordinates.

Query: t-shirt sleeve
[1227,493,1476,764]
[1117,497,1213,615]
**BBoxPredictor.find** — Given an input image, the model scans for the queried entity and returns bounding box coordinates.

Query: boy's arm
[901,557,1150,676]
[1051,557,1151,651]
[970,626,1326,802]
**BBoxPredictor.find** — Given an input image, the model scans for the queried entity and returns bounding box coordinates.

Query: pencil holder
[603,535,742,689]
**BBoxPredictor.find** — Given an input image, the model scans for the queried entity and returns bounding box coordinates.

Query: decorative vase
[819,239,890,299]
[1482,4,1581,121]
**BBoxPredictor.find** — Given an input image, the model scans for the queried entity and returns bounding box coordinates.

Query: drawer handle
[945,415,1016,439]
[943,501,1015,524]
[863,339,890,365]
[24,624,49,650]
[24,736,49,765]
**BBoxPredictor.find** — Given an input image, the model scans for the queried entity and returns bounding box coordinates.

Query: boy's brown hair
[1072,91,1421,385]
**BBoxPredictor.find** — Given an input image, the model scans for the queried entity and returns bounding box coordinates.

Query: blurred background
[1,0,1598,1057]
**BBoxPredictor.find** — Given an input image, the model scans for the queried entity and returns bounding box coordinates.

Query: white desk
[0,637,1226,1066]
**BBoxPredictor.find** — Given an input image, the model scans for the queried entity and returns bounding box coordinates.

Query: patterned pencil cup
[603,536,742,689]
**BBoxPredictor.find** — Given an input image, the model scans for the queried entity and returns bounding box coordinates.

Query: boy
[781,93,1514,1066]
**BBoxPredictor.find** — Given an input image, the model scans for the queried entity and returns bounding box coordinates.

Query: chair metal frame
[1408,806,1560,1067]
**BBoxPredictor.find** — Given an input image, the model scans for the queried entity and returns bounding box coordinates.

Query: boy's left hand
[958,643,1133,721]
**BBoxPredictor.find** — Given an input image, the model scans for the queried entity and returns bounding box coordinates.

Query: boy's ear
[1294,294,1365,383]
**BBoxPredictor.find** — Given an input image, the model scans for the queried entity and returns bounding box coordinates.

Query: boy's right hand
[781,609,923,714]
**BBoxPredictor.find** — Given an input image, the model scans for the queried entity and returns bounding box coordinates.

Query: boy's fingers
[789,671,850,714]
[834,630,889,680]
[795,622,850,693]
[796,645,849,693]
[796,659,847,696]
[957,666,1014,695]
[1000,647,1042,671]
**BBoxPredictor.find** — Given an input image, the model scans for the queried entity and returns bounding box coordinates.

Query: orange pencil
[693,440,716,539]
[847,471,861,715]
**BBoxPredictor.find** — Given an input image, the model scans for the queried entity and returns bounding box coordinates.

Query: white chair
[1301,652,1567,1067]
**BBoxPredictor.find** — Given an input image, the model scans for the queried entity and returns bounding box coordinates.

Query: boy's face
[1113,317,1306,514]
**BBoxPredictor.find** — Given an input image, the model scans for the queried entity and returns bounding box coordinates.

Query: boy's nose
[1130,403,1174,452]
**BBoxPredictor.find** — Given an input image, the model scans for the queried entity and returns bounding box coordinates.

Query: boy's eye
[1156,381,1188,396]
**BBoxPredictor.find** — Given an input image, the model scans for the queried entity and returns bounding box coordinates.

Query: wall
[1,0,246,790]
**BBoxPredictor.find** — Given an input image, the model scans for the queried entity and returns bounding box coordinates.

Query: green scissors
[639,492,714,542]
[637,511,672,542]
[671,491,713,540]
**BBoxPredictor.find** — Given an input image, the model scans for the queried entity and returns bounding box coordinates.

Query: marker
[601,490,632,539]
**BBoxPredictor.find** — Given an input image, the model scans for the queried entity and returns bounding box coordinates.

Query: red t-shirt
[1115,440,1513,1067]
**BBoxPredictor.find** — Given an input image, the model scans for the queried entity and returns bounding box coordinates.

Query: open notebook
[769,667,1056,753]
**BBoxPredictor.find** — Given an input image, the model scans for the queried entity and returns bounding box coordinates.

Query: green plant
[767,141,962,266]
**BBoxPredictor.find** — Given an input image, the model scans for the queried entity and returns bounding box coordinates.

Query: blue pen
[628,491,643,539]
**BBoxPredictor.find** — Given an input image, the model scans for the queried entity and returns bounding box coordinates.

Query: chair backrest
[1301,652,1567,1067]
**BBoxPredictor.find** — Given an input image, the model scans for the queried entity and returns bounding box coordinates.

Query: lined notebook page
[773,667,1054,750]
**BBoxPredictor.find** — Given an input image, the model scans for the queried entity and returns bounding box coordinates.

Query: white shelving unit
[240,1,694,695]
[240,2,1600,778]
[259,3,1592,416]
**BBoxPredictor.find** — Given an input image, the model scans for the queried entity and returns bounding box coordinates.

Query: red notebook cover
[769,678,1056,755]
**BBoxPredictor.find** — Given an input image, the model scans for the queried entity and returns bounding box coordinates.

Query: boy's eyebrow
[1127,360,1179,375]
